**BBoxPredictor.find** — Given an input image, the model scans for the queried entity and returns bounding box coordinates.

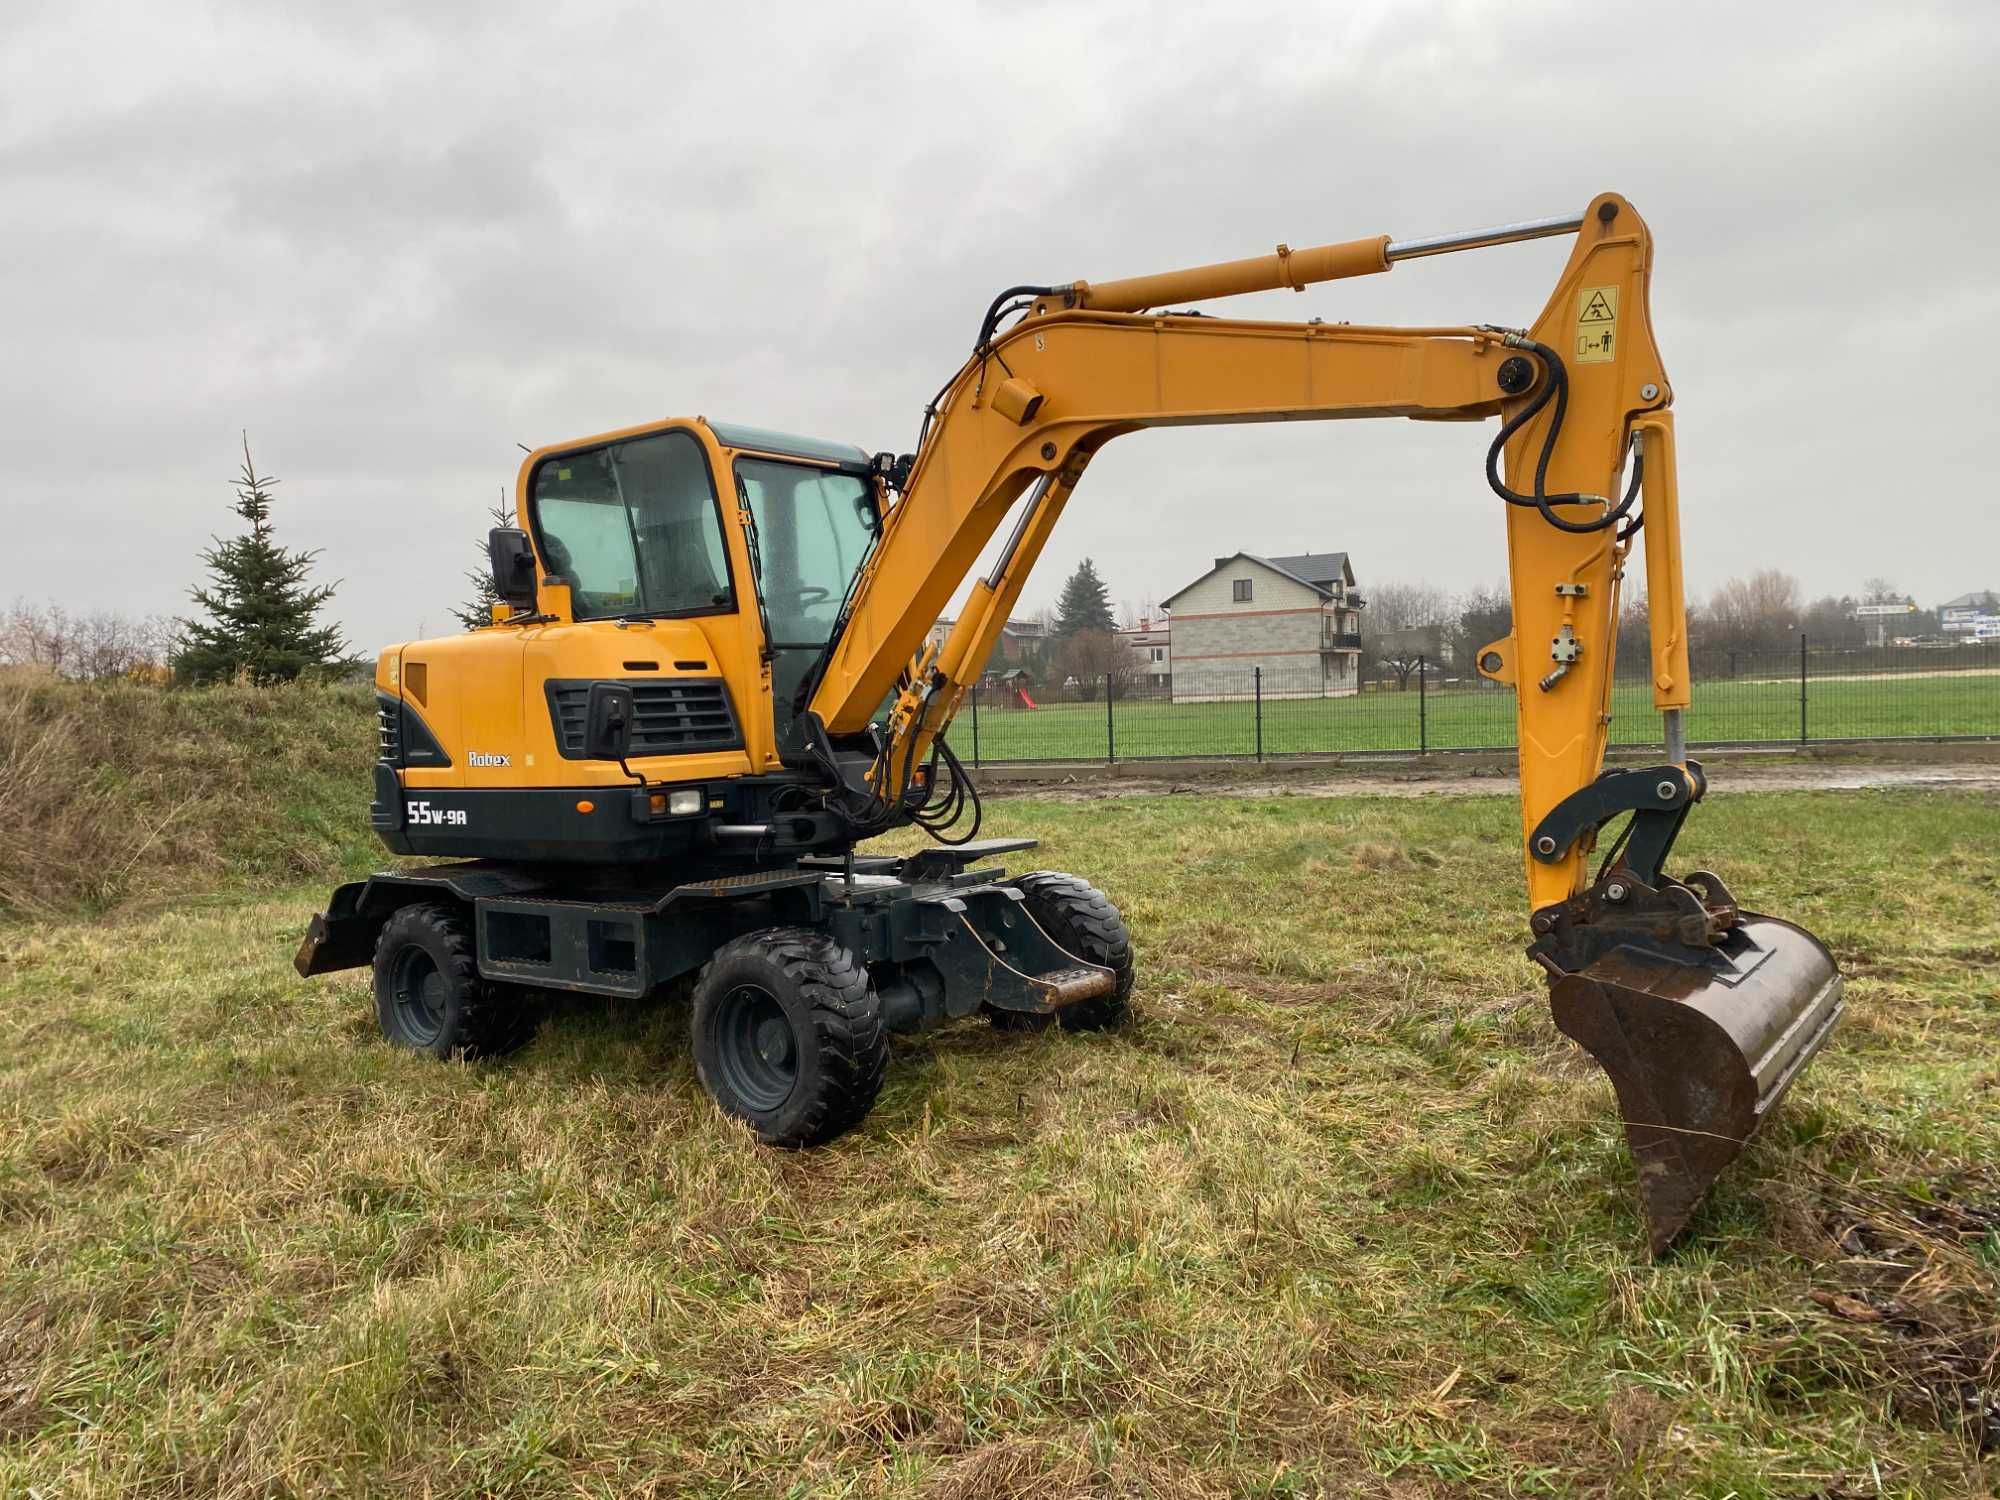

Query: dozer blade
[1548,908,1843,1254]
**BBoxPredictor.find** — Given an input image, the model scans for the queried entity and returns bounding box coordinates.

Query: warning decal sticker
[1574,285,1618,364]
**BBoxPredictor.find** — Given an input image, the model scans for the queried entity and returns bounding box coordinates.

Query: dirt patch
[983,761,2000,803]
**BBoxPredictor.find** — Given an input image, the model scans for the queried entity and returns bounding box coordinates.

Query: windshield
[530,429,733,620]
[736,459,877,646]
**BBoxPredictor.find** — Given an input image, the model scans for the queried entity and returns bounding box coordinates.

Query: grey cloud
[4,0,1996,651]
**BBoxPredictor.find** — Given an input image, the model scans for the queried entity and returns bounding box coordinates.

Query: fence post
[1418,654,1428,755]
[970,682,980,768]
[1104,675,1116,761]
[1254,666,1263,762]
[1799,630,1808,745]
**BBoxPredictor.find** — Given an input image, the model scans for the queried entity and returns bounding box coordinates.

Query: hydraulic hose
[1484,334,1642,535]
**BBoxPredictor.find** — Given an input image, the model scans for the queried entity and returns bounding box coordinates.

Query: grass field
[966,673,2000,763]
[3,769,1997,1495]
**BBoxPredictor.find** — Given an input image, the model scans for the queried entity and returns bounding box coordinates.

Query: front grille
[547,677,742,759]
[376,694,401,764]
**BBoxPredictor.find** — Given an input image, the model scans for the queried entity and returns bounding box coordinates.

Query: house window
[1150,647,1166,662]
[1232,578,1253,602]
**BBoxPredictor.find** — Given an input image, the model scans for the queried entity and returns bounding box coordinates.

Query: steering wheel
[770,584,832,607]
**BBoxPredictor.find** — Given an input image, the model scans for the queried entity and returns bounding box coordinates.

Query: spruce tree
[177,436,345,683]
[1052,557,1115,638]
[451,491,518,630]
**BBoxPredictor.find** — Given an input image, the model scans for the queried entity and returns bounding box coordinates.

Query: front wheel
[1009,872,1135,1032]
[690,927,888,1146]
[371,903,538,1059]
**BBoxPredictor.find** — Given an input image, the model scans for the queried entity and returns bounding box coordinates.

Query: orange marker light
[575,800,595,814]
[649,794,667,813]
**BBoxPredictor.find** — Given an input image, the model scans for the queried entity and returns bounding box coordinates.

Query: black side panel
[389,786,707,863]
[400,701,451,769]
[370,763,406,839]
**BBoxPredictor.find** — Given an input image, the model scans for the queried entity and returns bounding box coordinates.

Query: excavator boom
[799,193,1842,1251]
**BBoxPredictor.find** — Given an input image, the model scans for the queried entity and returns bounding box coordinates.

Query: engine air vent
[546,677,742,759]
[376,694,401,764]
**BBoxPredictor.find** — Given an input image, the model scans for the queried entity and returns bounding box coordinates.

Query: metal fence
[958,636,2000,764]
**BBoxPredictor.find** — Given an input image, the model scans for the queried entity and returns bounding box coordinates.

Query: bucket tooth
[1539,886,1845,1253]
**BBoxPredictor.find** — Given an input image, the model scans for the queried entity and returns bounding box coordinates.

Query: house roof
[1162,550,1355,608]
[1267,551,1353,590]
[1939,590,1999,610]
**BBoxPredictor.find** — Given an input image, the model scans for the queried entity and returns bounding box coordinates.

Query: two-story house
[1160,550,1364,701]
[1117,617,1171,692]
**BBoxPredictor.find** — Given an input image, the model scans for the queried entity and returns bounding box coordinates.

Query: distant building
[928,616,1049,680]
[1939,590,2000,636]
[1161,550,1364,701]
[1117,617,1170,691]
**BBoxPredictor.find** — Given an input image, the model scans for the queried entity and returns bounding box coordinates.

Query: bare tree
[1448,583,1512,681]
[0,600,180,680]
[1373,625,1442,689]
[1703,569,1802,654]
[1055,627,1137,701]
[1614,590,1652,678]
[1367,580,1452,686]
[1367,580,1453,634]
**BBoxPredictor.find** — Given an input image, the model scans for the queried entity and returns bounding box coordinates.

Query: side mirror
[487,528,538,609]
[584,682,635,761]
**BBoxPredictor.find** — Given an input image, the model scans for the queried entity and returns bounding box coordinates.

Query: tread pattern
[1009,872,1135,1032]
[694,927,888,1146]
[373,903,537,1059]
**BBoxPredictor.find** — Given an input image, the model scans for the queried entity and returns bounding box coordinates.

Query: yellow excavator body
[299,194,1841,1254]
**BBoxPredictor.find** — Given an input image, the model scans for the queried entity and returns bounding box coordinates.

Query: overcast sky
[6,0,1997,650]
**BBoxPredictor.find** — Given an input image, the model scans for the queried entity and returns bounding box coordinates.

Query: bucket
[1548,901,1844,1253]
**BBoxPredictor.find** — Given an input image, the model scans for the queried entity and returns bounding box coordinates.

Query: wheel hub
[716,983,799,1112]
[754,1015,796,1069]
[392,947,447,1044]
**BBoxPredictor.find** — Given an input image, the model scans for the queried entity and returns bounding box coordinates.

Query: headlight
[667,788,703,817]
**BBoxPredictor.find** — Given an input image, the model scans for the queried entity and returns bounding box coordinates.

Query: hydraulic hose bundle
[1482,332,1644,538]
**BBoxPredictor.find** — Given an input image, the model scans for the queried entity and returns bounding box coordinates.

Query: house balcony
[1320,632,1363,652]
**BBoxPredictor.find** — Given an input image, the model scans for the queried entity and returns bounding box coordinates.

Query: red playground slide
[1014,687,1039,710]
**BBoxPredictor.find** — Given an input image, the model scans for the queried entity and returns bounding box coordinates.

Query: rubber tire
[690,927,888,1147]
[1009,872,1136,1032]
[371,903,539,1060]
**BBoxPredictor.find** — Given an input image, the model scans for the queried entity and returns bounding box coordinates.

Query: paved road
[992,761,2000,802]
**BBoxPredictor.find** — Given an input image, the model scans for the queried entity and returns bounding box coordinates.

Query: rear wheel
[1009,872,1135,1032]
[690,927,888,1146]
[372,903,539,1059]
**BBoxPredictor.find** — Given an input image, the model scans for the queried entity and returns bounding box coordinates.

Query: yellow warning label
[1574,285,1617,364]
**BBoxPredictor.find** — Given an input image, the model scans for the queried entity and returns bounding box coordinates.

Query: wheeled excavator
[297,193,1843,1254]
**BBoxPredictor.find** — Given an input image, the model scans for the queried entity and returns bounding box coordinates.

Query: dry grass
[1,759,1997,1493]
[0,677,378,917]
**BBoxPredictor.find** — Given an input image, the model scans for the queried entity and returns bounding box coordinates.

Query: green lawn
[963,672,2000,762]
[3,786,1997,1496]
